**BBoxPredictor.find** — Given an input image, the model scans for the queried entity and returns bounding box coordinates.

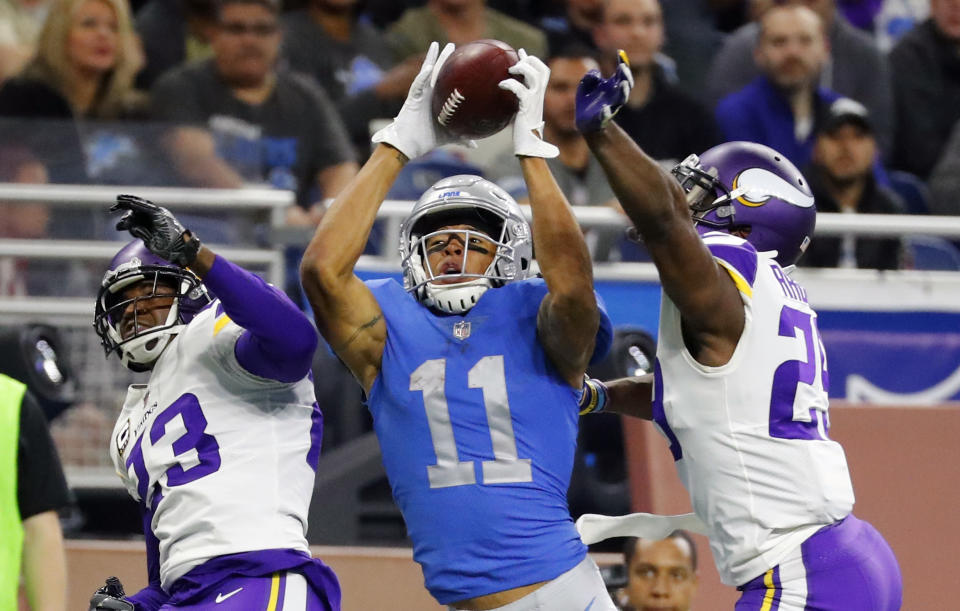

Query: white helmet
[399,175,533,314]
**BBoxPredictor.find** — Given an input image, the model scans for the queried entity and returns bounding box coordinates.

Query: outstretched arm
[501,51,599,387]
[576,53,743,365]
[110,195,317,383]
[300,42,471,393]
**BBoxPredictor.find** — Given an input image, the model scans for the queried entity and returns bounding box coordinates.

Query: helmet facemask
[672,154,739,232]
[399,175,533,315]
[94,263,209,371]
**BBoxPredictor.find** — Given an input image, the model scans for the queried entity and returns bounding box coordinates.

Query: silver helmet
[399,175,533,314]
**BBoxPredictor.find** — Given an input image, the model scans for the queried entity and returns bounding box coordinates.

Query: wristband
[578,376,610,415]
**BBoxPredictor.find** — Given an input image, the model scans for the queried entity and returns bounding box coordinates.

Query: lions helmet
[399,175,533,314]
[94,241,212,371]
[671,141,816,266]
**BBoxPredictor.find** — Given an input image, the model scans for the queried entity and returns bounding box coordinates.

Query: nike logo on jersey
[584,596,597,611]
[215,588,243,603]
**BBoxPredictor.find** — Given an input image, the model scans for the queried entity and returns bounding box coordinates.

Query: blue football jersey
[364,278,612,603]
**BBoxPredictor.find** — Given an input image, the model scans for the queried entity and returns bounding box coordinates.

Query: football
[431,39,521,139]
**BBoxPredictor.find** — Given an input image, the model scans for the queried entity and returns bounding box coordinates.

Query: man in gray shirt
[151,0,358,223]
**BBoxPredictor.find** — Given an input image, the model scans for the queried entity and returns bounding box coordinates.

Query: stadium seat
[887,170,932,215]
[902,235,960,271]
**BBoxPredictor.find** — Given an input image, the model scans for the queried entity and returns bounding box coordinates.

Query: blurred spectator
[0,0,145,184]
[0,0,53,82]
[658,1,725,99]
[150,0,359,225]
[928,120,960,215]
[873,0,928,52]
[386,0,547,62]
[617,532,698,611]
[889,0,960,180]
[538,0,603,55]
[0,374,69,611]
[707,0,893,156]
[837,0,882,31]
[800,98,903,270]
[280,0,421,159]
[595,0,718,167]
[134,0,218,89]
[0,146,48,296]
[715,4,842,171]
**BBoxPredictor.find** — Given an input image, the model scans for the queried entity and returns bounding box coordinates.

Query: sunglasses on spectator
[219,21,278,36]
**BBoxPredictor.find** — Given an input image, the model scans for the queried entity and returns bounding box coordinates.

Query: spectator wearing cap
[799,98,905,270]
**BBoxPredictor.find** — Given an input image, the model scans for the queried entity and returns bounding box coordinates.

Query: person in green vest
[0,372,69,610]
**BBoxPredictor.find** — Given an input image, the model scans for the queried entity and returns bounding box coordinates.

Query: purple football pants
[735,514,902,611]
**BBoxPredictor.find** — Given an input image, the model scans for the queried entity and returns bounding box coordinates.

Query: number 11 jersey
[365,278,612,605]
[653,232,855,587]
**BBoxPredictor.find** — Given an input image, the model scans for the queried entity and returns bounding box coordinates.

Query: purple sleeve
[127,504,167,610]
[201,255,318,382]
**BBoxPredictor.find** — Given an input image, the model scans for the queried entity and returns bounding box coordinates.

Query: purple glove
[575,50,634,134]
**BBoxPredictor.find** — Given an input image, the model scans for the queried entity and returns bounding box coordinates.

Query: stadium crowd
[0,0,958,285]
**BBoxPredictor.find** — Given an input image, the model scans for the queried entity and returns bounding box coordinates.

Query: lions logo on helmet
[671,141,817,266]
[399,175,533,314]
[94,240,212,371]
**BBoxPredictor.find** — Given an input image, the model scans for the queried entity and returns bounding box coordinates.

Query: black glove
[89,576,135,611]
[111,194,201,268]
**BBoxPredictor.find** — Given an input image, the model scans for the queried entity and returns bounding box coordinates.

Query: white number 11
[410,355,533,489]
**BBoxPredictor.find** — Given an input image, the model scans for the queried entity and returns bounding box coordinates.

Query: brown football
[431,39,521,139]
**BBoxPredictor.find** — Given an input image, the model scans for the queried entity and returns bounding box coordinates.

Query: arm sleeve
[17,391,70,519]
[201,255,318,382]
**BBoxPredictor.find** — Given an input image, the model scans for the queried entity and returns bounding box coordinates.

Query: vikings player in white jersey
[572,53,903,609]
[88,195,339,611]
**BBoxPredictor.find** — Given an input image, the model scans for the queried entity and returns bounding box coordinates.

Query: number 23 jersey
[653,232,855,586]
[108,302,320,590]
[365,278,612,605]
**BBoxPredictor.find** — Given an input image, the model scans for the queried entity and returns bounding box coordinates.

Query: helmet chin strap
[422,278,491,314]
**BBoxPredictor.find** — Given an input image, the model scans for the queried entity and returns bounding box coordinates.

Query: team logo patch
[117,419,130,456]
[453,321,471,340]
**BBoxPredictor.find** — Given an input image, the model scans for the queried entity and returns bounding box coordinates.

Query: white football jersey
[653,232,854,586]
[109,302,319,589]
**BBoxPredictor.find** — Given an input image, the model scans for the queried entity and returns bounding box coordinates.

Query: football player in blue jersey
[300,42,617,610]
[572,52,902,610]
[89,197,339,610]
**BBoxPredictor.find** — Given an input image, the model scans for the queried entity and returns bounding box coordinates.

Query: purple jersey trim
[202,256,317,382]
[705,240,759,289]
[166,548,341,610]
[126,500,168,610]
[306,401,323,471]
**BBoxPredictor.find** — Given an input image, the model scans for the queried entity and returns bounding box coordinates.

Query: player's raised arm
[109,194,318,382]
[300,42,466,392]
[500,51,600,387]
[575,52,744,365]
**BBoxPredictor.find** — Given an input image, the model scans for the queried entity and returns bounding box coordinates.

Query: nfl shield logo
[453,321,471,340]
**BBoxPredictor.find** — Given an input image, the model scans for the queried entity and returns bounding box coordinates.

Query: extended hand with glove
[88,576,135,611]
[498,49,559,159]
[575,50,634,134]
[111,194,201,268]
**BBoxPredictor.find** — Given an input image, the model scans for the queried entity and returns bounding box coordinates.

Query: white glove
[575,511,709,545]
[498,49,559,159]
[371,41,475,160]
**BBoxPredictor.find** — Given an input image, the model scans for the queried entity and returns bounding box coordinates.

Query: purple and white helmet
[94,240,212,371]
[671,141,816,266]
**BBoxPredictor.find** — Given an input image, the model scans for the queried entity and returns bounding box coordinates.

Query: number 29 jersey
[653,232,855,586]
[108,303,320,590]
[365,278,612,605]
